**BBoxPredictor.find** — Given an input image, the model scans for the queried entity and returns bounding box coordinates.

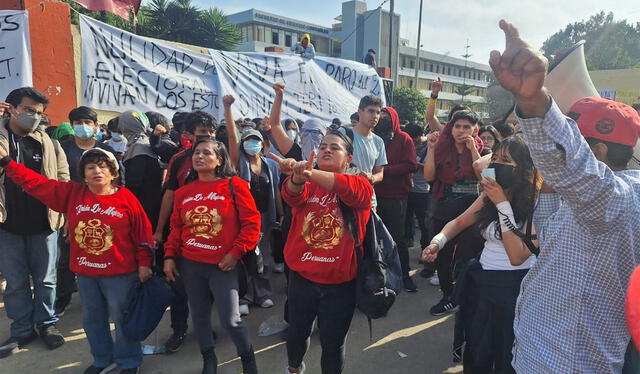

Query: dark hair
[5,87,49,109]
[368,49,376,54]
[78,152,120,185]
[69,106,98,123]
[107,117,119,133]
[476,136,539,240]
[191,138,236,179]
[493,121,515,138]
[350,112,359,121]
[184,110,217,134]
[172,112,188,133]
[447,104,471,121]
[284,119,297,129]
[585,137,634,169]
[479,125,500,147]
[324,129,354,156]
[450,110,479,125]
[404,123,424,139]
[358,95,383,110]
[146,111,170,129]
[332,118,342,126]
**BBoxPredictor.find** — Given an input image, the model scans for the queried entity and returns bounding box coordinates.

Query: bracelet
[163,256,176,261]
[0,156,10,167]
[290,176,306,186]
[428,98,437,106]
[430,233,448,250]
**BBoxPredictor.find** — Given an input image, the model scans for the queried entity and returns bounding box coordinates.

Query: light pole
[413,0,423,88]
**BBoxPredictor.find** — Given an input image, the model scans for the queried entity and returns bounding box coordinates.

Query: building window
[447,67,451,75]
[256,25,265,42]
[429,63,434,72]
[272,30,279,45]
[285,33,292,47]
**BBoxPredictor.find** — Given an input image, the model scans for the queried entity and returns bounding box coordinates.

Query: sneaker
[239,304,250,316]
[273,263,285,273]
[419,268,435,278]
[164,328,186,353]
[0,330,38,358]
[39,325,65,350]
[429,275,440,286]
[403,276,418,293]
[84,363,117,374]
[285,362,306,374]
[429,297,458,316]
[119,368,141,374]
[260,299,275,308]
[453,347,462,363]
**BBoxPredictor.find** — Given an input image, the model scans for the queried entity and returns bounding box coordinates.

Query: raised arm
[223,95,241,167]
[423,131,439,182]
[426,78,444,132]
[267,83,294,155]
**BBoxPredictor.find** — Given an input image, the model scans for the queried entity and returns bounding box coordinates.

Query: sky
[150,0,640,66]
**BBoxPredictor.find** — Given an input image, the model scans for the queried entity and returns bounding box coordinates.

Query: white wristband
[496,201,516,233]
[430,233,448,250]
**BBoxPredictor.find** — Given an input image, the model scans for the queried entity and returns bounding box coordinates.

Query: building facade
[227,9,337,57]
[397,45,492,119]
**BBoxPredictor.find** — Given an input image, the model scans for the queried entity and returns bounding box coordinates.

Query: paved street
[0,246,463,374]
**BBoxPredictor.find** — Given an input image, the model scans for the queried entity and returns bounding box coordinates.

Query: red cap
[567,97,640,147]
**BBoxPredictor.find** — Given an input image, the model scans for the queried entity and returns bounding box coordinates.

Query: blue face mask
[74,124,96,139]
[243,139,263,156]
[111,132,123,141]
[95,132,104,141]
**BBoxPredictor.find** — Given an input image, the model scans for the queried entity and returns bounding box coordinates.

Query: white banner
[80,15,384,123]
[0,10,32,101]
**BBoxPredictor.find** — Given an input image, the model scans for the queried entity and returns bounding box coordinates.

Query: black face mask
[374,118,394,144]
[195,135,215,142]
[489,163,516,189]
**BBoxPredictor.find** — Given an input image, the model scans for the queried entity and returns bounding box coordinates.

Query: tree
[392,87,428,123]
[542,12,640,70]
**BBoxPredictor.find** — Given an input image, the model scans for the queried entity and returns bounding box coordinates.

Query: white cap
[80,148,119,171]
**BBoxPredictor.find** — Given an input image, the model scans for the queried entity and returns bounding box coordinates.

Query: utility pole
[461,39,471,103]
[413,0,423,88]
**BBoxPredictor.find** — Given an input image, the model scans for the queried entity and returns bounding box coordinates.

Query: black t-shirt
[61,139,117,183]
[124,154,163,229]
[250,167,270,214]
[1,127,49,234]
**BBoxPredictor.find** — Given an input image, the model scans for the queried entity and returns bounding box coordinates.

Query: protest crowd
[1,18,640,374]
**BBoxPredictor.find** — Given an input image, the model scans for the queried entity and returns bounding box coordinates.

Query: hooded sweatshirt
[374,107,417,199]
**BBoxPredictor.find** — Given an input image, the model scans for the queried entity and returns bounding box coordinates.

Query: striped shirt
[513,100,640,373]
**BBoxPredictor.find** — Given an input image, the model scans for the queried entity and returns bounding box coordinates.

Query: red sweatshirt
[3,160,153,276]
[375,107,417,199]
[282,173,373,284]
[164,177,261,264]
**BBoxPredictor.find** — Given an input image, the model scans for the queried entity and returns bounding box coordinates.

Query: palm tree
[197,8,242,51]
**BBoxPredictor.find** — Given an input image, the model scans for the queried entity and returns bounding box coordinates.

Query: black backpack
[340,201,403,338]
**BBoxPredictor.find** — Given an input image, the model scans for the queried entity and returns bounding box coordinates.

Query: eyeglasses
[18,105,47,118]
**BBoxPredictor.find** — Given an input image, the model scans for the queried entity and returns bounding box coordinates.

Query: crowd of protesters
[0,20,639,374]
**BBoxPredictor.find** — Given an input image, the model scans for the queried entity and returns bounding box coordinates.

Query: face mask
[74,124,96,139]
[95,132,104,141]
[243,139,263,156]
[111,133,123,141]
[375,118,393,133]
[301,130,323,160]
[37,124,46,132]
[15,112,42,133]
[287,129,298,139]
[489,163,517,190]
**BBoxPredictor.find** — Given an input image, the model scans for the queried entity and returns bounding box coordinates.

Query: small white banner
[0,10,33,101]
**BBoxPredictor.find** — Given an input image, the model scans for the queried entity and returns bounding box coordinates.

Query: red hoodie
[164,177,261,264]
[3,160,153,276]
[282,173,373,284]
[375,107,417,199]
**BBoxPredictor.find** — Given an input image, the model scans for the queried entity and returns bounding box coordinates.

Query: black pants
[286,271,356,374]
[463,268,528,374]
[155,245,189,331]
[377,197,410,278]
[405,192,432,249]
[56,231,76,305]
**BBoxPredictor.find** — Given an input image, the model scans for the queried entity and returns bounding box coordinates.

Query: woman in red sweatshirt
[272,129,373,374]
[0,147,153,374]
[163,138,261,374]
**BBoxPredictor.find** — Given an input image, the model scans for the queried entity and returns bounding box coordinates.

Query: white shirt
[479,222,535,271]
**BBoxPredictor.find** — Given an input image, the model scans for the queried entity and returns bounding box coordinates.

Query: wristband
[290,176,306,186]
[0,156,10,167]
[496,201,516,233]
[430,233,448,250]
[428,98,437,106]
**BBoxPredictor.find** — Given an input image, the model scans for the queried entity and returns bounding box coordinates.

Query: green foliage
[62,0,241,51]
[455,83,475,102]
[392,87,427,123]
[542,12,640,70]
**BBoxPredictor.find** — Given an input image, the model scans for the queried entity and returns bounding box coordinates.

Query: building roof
[399,45,490,71]
[227,8,331,37]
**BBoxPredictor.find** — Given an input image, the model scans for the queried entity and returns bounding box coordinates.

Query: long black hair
[188,138,236,182]
[476,135,540,240]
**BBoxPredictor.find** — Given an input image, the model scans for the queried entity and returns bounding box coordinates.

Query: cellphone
[481,168,496,180]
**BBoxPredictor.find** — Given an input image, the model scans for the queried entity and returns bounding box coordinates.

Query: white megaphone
[502,41,600,122]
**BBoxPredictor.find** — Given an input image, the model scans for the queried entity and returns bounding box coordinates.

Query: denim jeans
[77,273,142,369]
[0,228,59,337]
